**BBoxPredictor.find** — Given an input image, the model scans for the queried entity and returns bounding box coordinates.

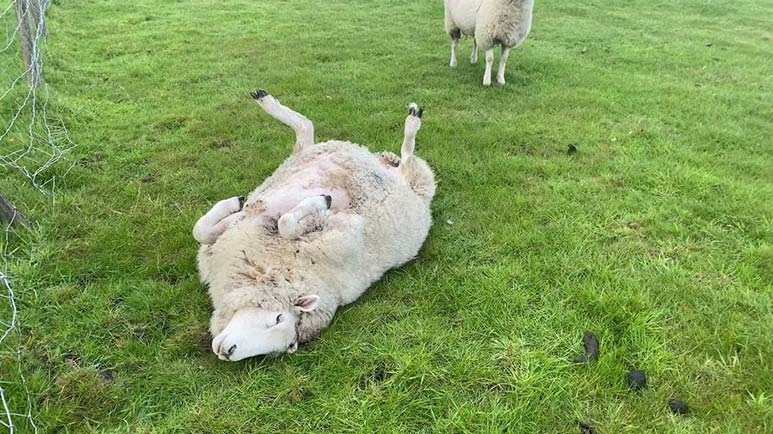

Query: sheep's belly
[448,0,481,34]
[258,158,352,217]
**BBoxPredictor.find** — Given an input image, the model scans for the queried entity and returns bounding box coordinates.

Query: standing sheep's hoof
[250,89,268,100]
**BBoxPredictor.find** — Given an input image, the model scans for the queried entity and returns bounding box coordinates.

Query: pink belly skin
[250,157,351,218]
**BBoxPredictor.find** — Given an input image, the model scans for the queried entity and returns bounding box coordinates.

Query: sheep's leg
[193,196,245,244]
[251,90,314,154]
[471,39,478,64]
[449,38,459,67]
[483,49,495,86]
[401,104,422,162]
[379,151,401,168]
[496,46,511,85]
[278,195,332,240]
[399,104,435,201]
[448,29,461,67]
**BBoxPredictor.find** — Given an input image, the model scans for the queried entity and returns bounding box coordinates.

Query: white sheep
[193,90,435,361]
[444,0,534,85]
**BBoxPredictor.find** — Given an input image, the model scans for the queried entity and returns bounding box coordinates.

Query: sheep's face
[211,295,319,361]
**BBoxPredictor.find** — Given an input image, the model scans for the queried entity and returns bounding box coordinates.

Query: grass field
[1,0,772,432]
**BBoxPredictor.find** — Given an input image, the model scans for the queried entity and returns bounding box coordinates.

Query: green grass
[1,0,772,432]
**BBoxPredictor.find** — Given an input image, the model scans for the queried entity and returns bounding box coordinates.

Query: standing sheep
[194,90,435,361]
[445,0,534,86]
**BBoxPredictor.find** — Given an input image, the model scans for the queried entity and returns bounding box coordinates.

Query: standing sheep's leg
[251,90,315,154]
[471,39,478,64]
[193,196,245,244]
[449,30,460,68]
[278,195,332,240]
[483,49,495,86]
[496,46,511,85]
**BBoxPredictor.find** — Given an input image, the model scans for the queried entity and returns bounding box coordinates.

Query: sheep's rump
[445,0,534,49]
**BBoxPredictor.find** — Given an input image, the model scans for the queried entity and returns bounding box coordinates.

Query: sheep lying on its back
[194,90,435,361]
[445,0,534,85]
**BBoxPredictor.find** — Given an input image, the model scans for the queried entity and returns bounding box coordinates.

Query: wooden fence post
[14,0,44,87]
[0,195,30,226]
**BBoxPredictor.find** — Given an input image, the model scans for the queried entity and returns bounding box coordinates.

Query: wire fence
[2,0,76,194]
[1,0,76,432]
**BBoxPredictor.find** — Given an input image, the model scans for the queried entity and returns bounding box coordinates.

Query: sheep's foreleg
[496,46,511,85]
[193,196,245,244]
[278,195,332,239]
[471,39,478,64]
[483,49,494,86]
[251,90,315,154]
[379,151,401,168]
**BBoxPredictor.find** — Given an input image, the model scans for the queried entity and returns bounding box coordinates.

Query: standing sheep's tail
[400,104,436,202]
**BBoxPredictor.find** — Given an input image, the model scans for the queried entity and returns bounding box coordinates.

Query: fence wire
[2,0,76,432]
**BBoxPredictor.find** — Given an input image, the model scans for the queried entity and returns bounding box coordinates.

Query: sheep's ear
[294,295,320,312]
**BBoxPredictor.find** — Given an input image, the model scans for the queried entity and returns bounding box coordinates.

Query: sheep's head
[211,295,319,361]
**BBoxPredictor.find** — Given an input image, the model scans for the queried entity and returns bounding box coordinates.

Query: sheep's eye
[275,314,283,325]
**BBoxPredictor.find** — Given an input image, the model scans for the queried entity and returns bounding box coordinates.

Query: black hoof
[238,196,246,210]
[417,108,424,119]
[251,89,268,100]
[322,195,332,209]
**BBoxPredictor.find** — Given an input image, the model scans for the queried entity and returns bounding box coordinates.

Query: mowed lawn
[1,0,772,432]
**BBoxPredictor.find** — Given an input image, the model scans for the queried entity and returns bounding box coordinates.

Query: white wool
[194,93,435,360]
[444,0,535,85]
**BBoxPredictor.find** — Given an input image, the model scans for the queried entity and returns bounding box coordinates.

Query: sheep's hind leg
[278,195,332,239]
[448,29,461,67]
[483,48,495,86]
[471,39,478,64]
[251,90,315,154]
[399,104,435,201]
[193,196,245,244]
[401,104,422,161]
[496,46,511,85]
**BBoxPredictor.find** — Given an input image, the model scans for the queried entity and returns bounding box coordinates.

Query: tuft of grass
[1,0,772,432]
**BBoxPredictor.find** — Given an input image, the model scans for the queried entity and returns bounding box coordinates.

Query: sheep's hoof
[322,195,332,209]
[250,89,268,100]
[408,104,423,119]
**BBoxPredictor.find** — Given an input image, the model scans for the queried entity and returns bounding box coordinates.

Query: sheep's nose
[220,344,237,360]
